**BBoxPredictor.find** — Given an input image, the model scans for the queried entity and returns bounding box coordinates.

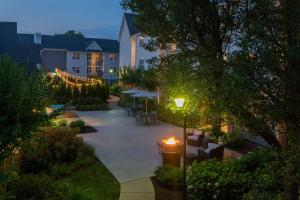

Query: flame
[162,137,180,145]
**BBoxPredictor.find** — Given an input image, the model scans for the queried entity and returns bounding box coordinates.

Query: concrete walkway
[119,178,155,200]
[77,109,185,182]
[76,97,197,200]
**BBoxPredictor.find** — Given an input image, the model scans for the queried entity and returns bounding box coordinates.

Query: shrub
[154,165,183,189]
[20,135,51,173]
[69,120,85,132]
[8,174,91,200]
[187,148,284,200]
[110,84,121,96]
[51,118,68,128]
[20,127,85,174]
[42,127,83,163]
[73,97,103,105]
[50,144,96,179]
[157,105,199,127]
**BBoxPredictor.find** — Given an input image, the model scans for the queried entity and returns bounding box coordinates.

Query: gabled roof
[86,38,119,53]
[124,13,140,36]
[41,35,119,53]
[42,35,85,51]
[86,41,103,51]
[15,34,119,53]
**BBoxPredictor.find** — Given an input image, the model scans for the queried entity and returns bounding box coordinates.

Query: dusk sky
[0,0,125,39]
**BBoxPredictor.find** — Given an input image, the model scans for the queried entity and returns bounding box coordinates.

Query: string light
[55,68,102,87]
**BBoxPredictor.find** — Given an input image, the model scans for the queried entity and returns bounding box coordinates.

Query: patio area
[77,109,198,183]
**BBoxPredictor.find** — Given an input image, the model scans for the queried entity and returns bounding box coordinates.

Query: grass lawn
[60,161,120,200]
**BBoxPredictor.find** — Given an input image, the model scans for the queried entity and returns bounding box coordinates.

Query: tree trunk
[283,0,300,198]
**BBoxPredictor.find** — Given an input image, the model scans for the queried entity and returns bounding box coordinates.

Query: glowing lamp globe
[109,69,114,73]
[174,98,185,108]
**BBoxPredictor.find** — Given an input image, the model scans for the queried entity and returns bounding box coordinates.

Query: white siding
[66,51,87,77]
[103,52,119,80]
[119,17,132,68]
[135,34,159,69]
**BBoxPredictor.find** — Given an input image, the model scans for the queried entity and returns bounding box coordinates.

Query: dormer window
[72,52,80,59]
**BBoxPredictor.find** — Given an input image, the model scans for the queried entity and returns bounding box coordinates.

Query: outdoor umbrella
[122,89,144,106]
[121,88,143,94]
[131,91,159,114]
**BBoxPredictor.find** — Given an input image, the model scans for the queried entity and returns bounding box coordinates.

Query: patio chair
[139,112,147,126]
[187,130,205,147]
[148,111,159,125]
[197,144,225,161]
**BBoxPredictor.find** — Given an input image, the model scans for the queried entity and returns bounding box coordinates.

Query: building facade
[119,13,160,70]
[0,22,119,82]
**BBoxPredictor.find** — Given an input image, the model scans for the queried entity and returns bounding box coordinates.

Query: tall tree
[54,30,85,38]
[121,0,300,198]
[0,56,50,193]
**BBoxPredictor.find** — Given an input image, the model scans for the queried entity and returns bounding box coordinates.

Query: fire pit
[157,137,183,167]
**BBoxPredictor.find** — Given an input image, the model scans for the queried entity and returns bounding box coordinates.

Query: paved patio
[77,109,187,183]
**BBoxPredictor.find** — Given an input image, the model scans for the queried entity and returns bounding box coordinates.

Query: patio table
[139,111,158,126]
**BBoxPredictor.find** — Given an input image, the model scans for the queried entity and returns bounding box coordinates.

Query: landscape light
[174,98,185,108]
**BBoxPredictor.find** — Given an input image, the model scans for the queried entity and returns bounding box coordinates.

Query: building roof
[124,13,140,36]
[41,35,119,53]
[0,21,119,71]
[86,38,119,52]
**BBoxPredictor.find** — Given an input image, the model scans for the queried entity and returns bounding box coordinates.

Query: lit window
[72,67,80,74]
[109,53,117,61]
[72,52,80,59]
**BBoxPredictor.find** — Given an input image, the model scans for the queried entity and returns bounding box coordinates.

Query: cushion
[188,135,199,141]
[194,130,202,135]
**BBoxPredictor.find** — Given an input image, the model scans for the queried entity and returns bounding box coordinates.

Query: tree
[121,0,300,198]
[88,85,98,97]
[0,56,50,192]
[80,84,87,98]
[65,86,72,99]
[63,30,85,38]
[73,86,80,99]
[120,67,159,91]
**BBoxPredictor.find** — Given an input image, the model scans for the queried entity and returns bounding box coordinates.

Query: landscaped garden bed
[152,165,183,200]
[49,75,110,111]
[8,126,120,200]
[151,177,183,200]
[69,120,98,134]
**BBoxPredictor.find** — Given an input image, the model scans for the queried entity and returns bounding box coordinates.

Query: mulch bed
[61,111,78,118]
[80,126,98,134]
[151,177,183,200]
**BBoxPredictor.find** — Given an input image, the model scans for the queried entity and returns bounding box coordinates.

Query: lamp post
[174,98,187,200]
[109,68,113,85]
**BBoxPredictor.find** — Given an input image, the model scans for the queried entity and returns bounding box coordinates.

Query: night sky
[0,0,124,39]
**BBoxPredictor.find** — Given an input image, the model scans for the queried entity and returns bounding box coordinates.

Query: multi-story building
[0,22,119,82]
[119,13,160,69]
